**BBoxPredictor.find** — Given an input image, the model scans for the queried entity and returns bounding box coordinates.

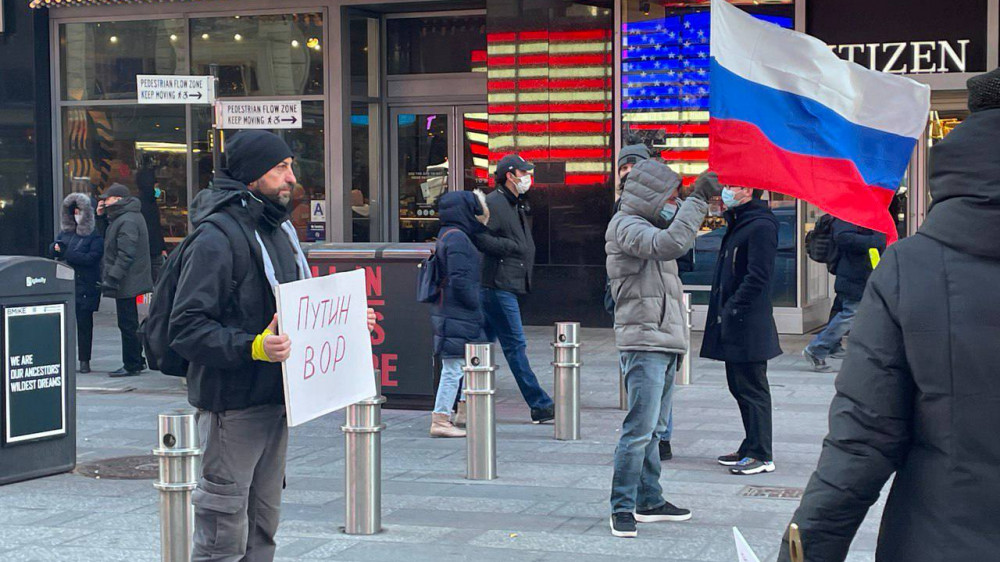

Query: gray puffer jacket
[606,159,708,353]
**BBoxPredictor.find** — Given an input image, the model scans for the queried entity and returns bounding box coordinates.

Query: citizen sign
[829,40,971,74]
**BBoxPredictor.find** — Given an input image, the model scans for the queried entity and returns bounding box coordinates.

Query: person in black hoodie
[700,187,782,476]
[169,131,375,562]
[51,193,103,374]
[475,153,555,424]
[429,190,489,438]
[137,165,168,282]
[777,69,1000,562]
[802,218,886,372]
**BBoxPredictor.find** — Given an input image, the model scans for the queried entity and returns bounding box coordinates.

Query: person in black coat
[700,188,782,476]
[100,183,154,377]
[137,165,168,282]
[474,153,555,423]
[429,190,489,438]
[803,218,886,372]
[777,68,1000,562]
[51,193,104,374]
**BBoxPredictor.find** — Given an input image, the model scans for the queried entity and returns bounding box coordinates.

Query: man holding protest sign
[169,130,375,562]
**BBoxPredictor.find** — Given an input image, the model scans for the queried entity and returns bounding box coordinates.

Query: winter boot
[431,413,466,438]
[453,402,467,428]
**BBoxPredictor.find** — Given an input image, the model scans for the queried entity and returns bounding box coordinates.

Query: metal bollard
[464,343,497,480]
[342,370,385,535]
[153,410,201,562]
[552,322,582,440]
[676,293,693,386]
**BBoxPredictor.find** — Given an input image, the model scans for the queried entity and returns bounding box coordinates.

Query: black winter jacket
[52,193,104,313]
[475,186,535,295]
[778,108,1000,561]
[431,191,486,358]
[700,200,782,363]
[102,197,153,299]
[831,218,886,302]
[169,173,304,413]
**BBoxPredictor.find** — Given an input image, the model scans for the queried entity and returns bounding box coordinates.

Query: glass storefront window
[395,111,449,243]
[387,16,487,75]
[61,105,189,242]
[191,14,324,97]
[351,104,373,242]
[60,19,187,101]
[462,112,490,191]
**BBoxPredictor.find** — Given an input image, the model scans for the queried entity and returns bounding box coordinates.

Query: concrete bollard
[464,343,497,480]
[676,293,693,386]
[552,322,582,440]
[342,370,385,535]
[153,410,201,562]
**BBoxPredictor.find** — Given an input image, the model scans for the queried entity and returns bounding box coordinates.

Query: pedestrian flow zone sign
[215,100,303,130]
[137,75,213,104]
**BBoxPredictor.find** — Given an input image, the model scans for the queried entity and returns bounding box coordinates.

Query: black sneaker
[802,348,833,372]
[659,440,673,461]
[109,366,143,378]
[729,457,776,475]
[635,501,692,523]
[531,406,555,424]
[717,452,743,466]
[610,512,637,538]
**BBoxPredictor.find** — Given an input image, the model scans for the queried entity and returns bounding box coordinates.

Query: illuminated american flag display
[621,10,792,186]
[486,29,613,186]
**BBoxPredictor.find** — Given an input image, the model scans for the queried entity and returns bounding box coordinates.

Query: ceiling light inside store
[291,40,300,48]
[307,37,319,50]
[202,33,210,40]
[109,36,118,44]
[170,34,178,42]
[234,34,243,41]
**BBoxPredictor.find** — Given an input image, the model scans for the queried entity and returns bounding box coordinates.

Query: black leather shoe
[659,440,673,461]
[109,367,143,378]
[531,406,555,424]
[78,361,91,374]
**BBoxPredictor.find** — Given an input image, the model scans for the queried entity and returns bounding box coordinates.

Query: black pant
[77,309,94,362]
[151,253,165,284]
[725,361,773,462]
[115,297,145,371]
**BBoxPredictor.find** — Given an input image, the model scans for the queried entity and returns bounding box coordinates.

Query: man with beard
[169,131,374,561]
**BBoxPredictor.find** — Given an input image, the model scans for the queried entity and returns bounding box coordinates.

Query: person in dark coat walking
[429,190,489,438]
[137,165,168,282]
[802,218,886,372]
[100,183,153,377]
[777,69,1000,562]
[51,193,104,374]
[700,187,782,476]
[474,153,555,424]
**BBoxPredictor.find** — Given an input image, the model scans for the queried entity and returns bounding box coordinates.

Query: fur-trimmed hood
[438,190,488,237]
[61,192,96,236]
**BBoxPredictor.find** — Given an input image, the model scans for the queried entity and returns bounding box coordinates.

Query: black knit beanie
[967,68,1000,113]
[225,131,294,185]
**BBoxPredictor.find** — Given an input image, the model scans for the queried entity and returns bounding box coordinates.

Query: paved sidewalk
[0,300,885,561]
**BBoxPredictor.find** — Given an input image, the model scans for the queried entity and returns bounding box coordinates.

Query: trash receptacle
[0,256,77,485]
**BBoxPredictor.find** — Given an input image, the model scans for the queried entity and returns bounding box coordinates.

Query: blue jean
[806,297,860,360]
[611,350,677,514]
[481,288,554,411]
[434,357,464,415]
[660,383,675,442]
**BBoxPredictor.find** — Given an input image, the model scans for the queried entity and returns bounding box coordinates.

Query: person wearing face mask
[700,186,781,476]
[606,158,721,538]
[474,153,555,424]
[170,130,376,562]
[51,193,104,375]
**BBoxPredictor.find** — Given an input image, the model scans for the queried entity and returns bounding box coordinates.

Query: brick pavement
[0,300,885,561]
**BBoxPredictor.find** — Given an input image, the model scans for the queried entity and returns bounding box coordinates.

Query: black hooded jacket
[475,186,535,295]
[169,172,303,412]
[779,109,1000,561]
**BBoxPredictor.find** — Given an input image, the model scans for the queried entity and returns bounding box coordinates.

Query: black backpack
[416,229,458,303]
[139,213,251,376]
[806,214,839,269]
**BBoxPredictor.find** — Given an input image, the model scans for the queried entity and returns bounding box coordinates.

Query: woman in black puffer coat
[429,190,488,438]
[51,193,104,373]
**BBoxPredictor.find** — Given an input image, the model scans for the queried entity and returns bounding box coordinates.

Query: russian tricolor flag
[709,0,930,243]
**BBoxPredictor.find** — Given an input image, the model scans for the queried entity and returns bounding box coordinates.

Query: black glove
[690,171,722,202]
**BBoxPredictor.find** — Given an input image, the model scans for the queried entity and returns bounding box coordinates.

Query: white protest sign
[275,269,376,427]
[215,100,302,129]
[733,527,762,562]
[137,75,212,104]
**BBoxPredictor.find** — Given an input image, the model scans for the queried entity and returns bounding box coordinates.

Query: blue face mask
[721,188,744,209]
[659,202,678,223]
[154,187,162,199]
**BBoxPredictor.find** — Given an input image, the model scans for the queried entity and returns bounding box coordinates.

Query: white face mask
[74,214,83,224]
[515,174,532,195]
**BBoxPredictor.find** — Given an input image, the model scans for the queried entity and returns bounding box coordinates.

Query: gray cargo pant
[192,405,288,562]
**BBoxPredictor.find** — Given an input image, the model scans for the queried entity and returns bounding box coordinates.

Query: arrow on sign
[281,116,298,124]
[190,91,203,100]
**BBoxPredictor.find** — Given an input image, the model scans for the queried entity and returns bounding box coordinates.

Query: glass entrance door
[390,104,487,243]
